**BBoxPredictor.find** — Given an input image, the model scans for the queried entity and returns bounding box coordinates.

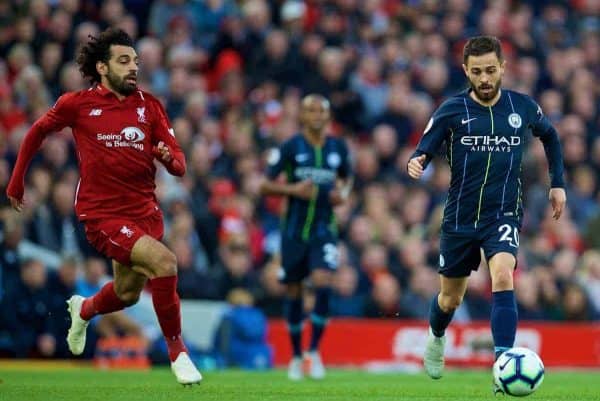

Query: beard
[469,78,501,102]
[105,69,136,96]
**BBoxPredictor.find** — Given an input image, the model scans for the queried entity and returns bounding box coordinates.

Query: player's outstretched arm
[7,126,51,211]
[6,94,75,211]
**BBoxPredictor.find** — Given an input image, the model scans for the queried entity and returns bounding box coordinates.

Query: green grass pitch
[1,366,600,401]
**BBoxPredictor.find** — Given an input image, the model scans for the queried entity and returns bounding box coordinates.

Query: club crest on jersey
[508,113,522,128]
[267,148,281,165]
[327,152,341,168]
[137,107,146,123]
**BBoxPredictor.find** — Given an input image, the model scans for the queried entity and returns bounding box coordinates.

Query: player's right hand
[152,141,172,162]
[8,195,24,212]
[290,180,316,200]
[407,155,427,179]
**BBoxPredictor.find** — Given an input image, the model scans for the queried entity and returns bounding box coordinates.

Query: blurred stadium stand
[0,0,599,365]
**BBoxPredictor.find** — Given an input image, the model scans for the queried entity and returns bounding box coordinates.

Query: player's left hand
[549,187,566,220]
[153,141,172,163]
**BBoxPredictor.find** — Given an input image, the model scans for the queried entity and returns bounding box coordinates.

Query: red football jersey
[7,84,186,221]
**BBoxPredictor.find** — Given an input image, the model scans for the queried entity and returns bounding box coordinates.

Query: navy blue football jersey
[267,133,351,241]
[413,89,564,231]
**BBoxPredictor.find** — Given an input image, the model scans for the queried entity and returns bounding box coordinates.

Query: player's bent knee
[117,290,141,306]
[311,269,332,287]
[439,294,463,312]
[491,270,514,290]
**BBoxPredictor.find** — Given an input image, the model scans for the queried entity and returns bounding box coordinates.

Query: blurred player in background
[6,28,201,385]
[407,36,566,393]
[260,94,353,380]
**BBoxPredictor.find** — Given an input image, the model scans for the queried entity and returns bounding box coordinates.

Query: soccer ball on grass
[493,347,545,397]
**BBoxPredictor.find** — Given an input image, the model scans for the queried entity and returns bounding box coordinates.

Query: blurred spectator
[28,179,88,258]
[209,233,260,300]
[213,288,272,369]
[580,250,600,315]
[363,273,408,319]
[0,213,25,293]
[515,271,545,320]
[330,265,366,317]
[561,282,597,321]
[0,259,56,357]
[255,255,286,317]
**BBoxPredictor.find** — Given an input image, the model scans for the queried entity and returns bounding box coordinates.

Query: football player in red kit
[6,28,201,385]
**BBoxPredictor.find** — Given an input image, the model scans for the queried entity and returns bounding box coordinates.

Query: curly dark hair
[463,36,503,65]
[76,28,134,84]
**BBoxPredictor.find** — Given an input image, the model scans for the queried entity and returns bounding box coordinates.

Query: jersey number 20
[498,224,519,248]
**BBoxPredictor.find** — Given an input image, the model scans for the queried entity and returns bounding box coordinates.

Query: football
[493,347,545,397]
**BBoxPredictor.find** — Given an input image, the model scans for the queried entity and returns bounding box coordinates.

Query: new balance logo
[461,117,476,125]
[89,109,102,116]
[120,226,134,238]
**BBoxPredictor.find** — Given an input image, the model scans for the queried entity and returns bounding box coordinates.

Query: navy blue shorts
[439,218,520,278]
[279,235,338,283]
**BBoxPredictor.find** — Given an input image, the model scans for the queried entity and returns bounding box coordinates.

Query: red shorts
[83,211,164,266]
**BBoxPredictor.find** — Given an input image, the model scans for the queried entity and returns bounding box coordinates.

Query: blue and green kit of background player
[267,133,351,280]
[266,132,352,358]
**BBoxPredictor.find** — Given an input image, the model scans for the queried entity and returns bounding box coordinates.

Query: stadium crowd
[0,0,599,359]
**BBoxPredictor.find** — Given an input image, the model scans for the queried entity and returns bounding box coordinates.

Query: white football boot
[307,351,326,379]
[66,295,90,355]
[423,327,446,379]
[171,352,202,385]
[287,356,303,381]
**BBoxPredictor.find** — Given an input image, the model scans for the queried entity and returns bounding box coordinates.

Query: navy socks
[491,290,518,360]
